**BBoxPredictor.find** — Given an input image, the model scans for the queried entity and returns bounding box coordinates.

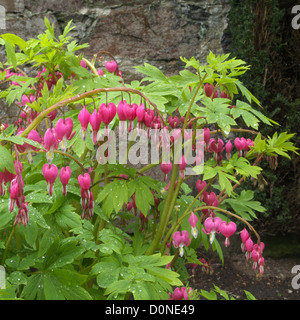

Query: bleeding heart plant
[0,18,298,302]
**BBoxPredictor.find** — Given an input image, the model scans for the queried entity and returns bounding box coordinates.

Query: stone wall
[0,0,230,81]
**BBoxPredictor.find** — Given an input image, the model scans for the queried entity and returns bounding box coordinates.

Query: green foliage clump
[226,0,300,234]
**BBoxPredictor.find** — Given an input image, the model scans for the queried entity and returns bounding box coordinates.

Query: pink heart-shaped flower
[219,221,237,238]
[78,173,91,190]
[105,60,118,73]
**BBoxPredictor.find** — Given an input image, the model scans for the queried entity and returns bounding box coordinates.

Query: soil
[189,250,300,300]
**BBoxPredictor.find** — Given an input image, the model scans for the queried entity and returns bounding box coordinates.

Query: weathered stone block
[0,0,24,13]
[3,14,59,39]
[24,0,85,13]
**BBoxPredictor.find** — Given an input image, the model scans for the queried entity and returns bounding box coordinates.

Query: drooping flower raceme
[251,242,265,273]
[9,164,29,227]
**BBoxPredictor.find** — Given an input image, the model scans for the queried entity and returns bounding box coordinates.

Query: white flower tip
[191,227,198,239]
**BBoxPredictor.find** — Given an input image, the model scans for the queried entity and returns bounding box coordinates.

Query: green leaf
[41,238,84,270]
[246,133,266,158]
[0,135,43,151]
[52,269,88,286]
[145,266,182,286]
[213,285,230,300]
[62,20,75,38]
[26,192,53,204]
[244,290,256,300]
[69,65,94,79]
[91,260,120,276]
[72,134,85,158]
[225,190,266,221]
[97,268,120,288]
[49,241,84,269]
[169,69,200,87]
[18,252,38,271]
[44,17,55,39]
[52,77,64,97]
[97,180,129,216]
[130,282,154,300]
[180,56,201,70]
[128,178,154,216]
[60,283,92,300]
[0,200,12,229]
[55,203,82,229]
[21,274,44,300]
[5,255,20,269]
[132,226,148,255]
[43,273,65,300]
[38,229,59,257]
[266,132,299,159]
[4,41,17,70]
[199,289,218,300]
[23,272,91,300]
[135,63,168,82]
[235,81,261,107]
[142,81,177,96]
[45,192,65,215]
[20,219,38,248]
[104,279,131,296]
[202,164,218,181]
[218,171,235,196]
[212,238,224,265]
[112,180,129,213]
[130,253,173,268]
[230,154,262,178]
[1,34,27,52]
[0,145,15,174]
[98,229,124,255]
[8,271,27,285]
[203,163,239,196]
[108,163,137,179]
